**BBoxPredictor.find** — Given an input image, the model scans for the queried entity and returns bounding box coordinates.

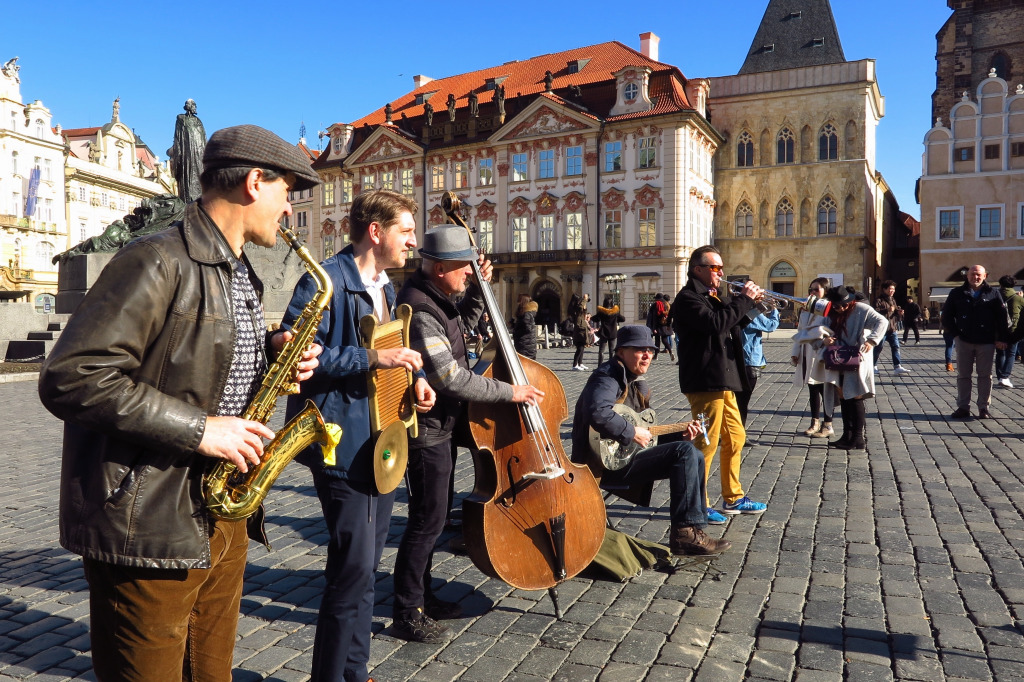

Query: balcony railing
[492,249,586,265]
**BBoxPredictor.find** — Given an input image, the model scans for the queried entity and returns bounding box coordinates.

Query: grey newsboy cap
[203,124,320,191]
[419,224,477,261]
[616,324,656,350]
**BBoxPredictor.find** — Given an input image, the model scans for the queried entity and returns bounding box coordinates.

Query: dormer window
[567,58,591,74]
[485,76,508,91]
[624,82,638,102]
[763,44,775,53]
[788,11,802,19]
[415,91,437,105]
[811,37,825,47]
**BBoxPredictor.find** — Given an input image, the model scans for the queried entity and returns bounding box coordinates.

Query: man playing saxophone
[38,125,323,682]
[280,189,436,682]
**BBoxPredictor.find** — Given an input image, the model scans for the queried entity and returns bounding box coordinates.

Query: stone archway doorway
[531,279,562,333]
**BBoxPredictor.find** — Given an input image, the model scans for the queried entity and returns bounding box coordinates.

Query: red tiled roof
[348,40,691,129]
[61,126,101,138]
[297,141,317,162]
[898,211,921,236]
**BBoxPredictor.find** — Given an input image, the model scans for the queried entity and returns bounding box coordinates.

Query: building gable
[491,99,597,143]
[348,127,421,166]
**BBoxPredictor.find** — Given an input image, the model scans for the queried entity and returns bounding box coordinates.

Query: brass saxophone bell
[373,421,409,494]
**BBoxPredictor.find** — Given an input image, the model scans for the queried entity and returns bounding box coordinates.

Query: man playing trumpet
[671,245,768,525]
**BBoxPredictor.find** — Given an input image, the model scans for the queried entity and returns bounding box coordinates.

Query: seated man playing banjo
[570,325,731,556]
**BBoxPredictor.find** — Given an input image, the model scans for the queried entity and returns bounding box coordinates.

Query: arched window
[11,151,17,175]
[777,128,794,164]
[775,198,794,236]
[36,241,54,269]
[990,52,1011,80]
[35,119,45,138]
[819,124,838,160]
[735,202,753,237]
[736,131,754,167]
[817,196,837,234]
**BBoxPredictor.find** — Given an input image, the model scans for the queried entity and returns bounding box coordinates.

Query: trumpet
[727,280,831,317]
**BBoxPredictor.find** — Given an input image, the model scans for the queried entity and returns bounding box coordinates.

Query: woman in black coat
[512,294,538,360]
[593,294,625,365]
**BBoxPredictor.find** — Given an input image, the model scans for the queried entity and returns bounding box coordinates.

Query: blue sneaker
[707,508,728,525]
[721,496,767,515]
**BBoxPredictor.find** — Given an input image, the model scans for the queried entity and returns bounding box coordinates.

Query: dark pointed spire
[739,0,846,75]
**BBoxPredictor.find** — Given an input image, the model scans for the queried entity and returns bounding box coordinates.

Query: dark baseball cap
[203,124,320,191]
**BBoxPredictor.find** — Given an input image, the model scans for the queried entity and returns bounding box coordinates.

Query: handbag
[823,344,861,371]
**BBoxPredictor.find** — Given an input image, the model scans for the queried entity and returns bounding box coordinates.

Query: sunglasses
[698,264,724,273]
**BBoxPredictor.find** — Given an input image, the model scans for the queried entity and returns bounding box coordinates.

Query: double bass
[442,192,606,617]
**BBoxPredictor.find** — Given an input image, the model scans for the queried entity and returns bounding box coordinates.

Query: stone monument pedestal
[56,252,115,314]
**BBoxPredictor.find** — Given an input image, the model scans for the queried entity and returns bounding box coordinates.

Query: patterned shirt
[216,259,266,417]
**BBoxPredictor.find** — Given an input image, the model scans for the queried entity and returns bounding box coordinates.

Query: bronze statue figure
[53,194,186,264]
[167,99,206,204]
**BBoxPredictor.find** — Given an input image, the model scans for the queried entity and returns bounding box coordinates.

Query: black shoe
[425,597,463,620]
[391,610,449,643]
[951,407,972,419]
[978,409,993,419]
[829,434,852,449]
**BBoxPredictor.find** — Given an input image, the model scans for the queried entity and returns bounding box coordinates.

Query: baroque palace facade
[311,34,720,323]
[0,58,169,309]
[708,0,896,304]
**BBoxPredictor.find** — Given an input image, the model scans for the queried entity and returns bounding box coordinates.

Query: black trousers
[393,439,453,620]
[573,343,586,367]
[735,366,761,424]
[601,439,707,527]
[902,320,920,343]
[311,473,394,682]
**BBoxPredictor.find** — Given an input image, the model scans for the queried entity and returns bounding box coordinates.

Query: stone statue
[1,57,20,83]
[53,194,186,264]
[447,93,456,122]
[385,102,393,124]
[424,101,434,126]
[167,99,206,204]
[569,84,582,99]
[468,90,479,118]
[495,84,506,118]
[111,97,120,122]
[544,71,553,92]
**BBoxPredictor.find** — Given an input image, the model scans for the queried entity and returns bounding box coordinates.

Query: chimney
[413,74,434,89]
[640,32,660,61]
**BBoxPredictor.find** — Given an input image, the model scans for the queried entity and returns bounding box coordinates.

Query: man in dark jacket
[39,125,322,681]
[282,189,436,681]
[392,224,543,642]
[941,264,1010,419]
[571,325,731,556]
[872,280,910,374]
[593,294,625,364]
[671,245,767,522]
[902,296,922,344]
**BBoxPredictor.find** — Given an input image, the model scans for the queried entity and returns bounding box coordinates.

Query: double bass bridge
[500,463,566,507]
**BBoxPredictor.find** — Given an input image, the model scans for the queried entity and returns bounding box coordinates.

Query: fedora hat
[615,324,657,350]
[419,224,477,261]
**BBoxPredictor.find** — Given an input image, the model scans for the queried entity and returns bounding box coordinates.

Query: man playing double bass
[570,325,732,557]
[392,224,544,643]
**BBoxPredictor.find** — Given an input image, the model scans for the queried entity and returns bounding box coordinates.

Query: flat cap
[203,124,320,191]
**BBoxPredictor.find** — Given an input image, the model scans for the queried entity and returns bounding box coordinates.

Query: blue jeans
[872,330,902,368]
[601,439,707,528]
[943,331,956,364]
[996,341,1019,380]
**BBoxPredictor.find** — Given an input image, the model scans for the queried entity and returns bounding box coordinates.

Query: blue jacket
[282,245,393,483]
[741,308,780,368]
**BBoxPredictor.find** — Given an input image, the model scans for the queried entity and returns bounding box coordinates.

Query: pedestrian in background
[512,293,538,360]
[872,280,910,374]
[902,296,922,344]
[593,294,625,365]
[737,302,780,424]
[941,264,1010,419]
[791,277,835,438]
[569,293,591,370]
[995,275,1021,388]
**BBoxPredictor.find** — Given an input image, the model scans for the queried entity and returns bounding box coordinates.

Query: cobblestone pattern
[1,332,1022,680]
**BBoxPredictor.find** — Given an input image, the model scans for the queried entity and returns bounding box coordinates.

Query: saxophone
[203,225,342,521]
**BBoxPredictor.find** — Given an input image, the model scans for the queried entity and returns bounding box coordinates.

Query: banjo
[589,405,709,471]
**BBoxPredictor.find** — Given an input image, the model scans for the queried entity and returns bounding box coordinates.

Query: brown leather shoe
[946,363,954,372]
[670,525,732,556]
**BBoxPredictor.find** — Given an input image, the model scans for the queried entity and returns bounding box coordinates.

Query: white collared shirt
[362,269,390,320]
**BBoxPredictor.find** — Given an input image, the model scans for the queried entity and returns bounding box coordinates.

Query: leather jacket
[39,202,264,569]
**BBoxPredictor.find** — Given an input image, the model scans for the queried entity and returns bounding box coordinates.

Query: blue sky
[5,1,953,219]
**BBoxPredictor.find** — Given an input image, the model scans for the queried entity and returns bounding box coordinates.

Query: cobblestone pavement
[2,331,1023,681]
